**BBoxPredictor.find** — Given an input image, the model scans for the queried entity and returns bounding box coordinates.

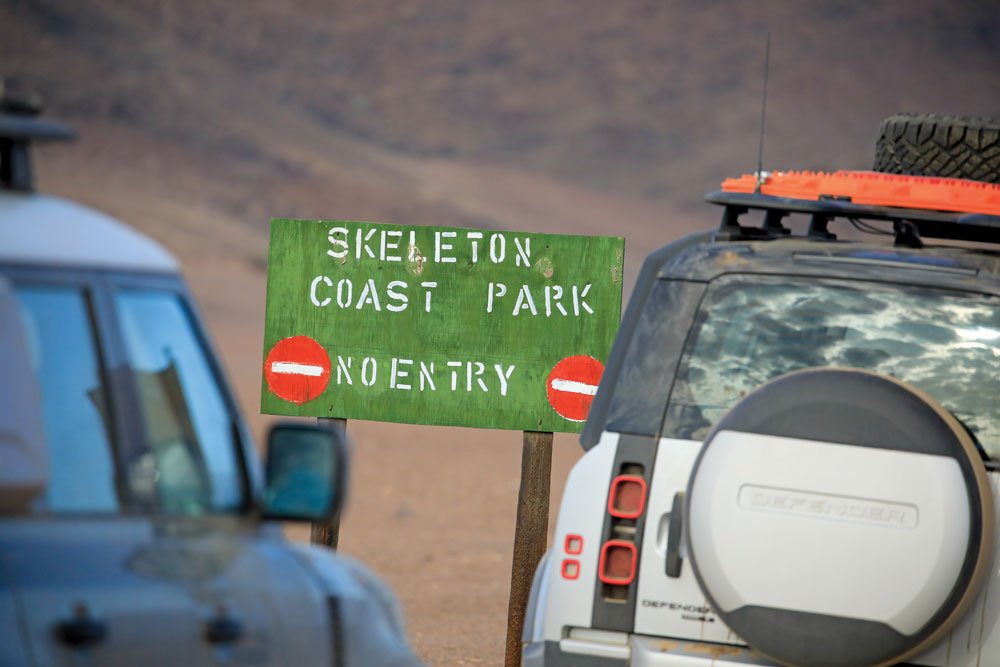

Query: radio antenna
[755,33,771,193]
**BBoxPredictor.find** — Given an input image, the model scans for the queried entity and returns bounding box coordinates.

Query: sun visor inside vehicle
[684,368,995,667]
[0,275,48,512]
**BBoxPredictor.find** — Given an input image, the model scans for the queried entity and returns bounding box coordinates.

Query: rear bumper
[524,640,627,667]
[525,636,766,667]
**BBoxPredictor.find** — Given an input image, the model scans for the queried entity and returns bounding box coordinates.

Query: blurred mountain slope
[4,0,999,229]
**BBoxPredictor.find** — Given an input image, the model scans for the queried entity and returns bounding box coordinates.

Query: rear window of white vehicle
[664,275,1000,459]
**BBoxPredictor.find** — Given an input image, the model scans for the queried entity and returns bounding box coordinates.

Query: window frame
[2,264,254,515]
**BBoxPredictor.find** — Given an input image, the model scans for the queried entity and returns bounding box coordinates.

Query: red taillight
[598,540,637,585]
[564,534,583,555]
[607,474,647,519]
[561,559,580,580]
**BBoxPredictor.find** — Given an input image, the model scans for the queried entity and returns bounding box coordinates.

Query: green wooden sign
[260,219,624,433]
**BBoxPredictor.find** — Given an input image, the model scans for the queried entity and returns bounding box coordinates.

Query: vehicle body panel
[2,518,205,666]
[633,438,731,644]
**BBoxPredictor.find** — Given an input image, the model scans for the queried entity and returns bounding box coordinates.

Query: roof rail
[707,171,1000,247]
[0,85,76,192]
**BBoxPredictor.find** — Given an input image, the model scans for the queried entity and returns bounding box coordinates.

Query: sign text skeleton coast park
[261,219,624,433]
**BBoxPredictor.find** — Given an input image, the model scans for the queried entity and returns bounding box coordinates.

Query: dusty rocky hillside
[5,1,1000,219]
[3,1,999,664]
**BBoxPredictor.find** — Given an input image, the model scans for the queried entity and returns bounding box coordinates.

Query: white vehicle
[523,116,1000,667]
[0,92,422,666]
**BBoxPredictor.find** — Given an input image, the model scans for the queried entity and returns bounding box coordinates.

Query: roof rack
[707,171,1000,247]
[0,86,76,193]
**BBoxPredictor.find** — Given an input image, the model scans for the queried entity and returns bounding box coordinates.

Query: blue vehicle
[0,92,422,667]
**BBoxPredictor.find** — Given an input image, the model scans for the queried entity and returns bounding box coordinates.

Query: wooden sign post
[310,417,346,549]
[504,430,553,667]
[260,219,623,664]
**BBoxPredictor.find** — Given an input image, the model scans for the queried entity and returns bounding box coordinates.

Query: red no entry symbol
[264,336,331,404]
[547,355,604,422]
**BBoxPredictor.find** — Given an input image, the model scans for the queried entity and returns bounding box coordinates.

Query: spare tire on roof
[684,368,994,667]
[873,113,1000,183]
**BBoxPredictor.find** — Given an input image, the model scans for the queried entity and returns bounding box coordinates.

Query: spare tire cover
[684,368,994,667]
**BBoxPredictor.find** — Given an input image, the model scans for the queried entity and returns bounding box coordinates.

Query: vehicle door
[106,273,334,666]
[0,266,204,666]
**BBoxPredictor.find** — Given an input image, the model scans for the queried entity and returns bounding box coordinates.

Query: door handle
[666,492,684,578]
[205,606,243,644]
[55,603,107,648]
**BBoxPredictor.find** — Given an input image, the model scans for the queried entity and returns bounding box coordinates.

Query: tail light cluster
[558,464,649,599]
[561,534,583,580]
[600,464,647,599]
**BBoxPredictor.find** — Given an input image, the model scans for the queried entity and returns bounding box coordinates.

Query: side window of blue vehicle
[16,286,119,512]
[114,290,243,514]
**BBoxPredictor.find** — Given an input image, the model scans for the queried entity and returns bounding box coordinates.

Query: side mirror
[261,423,347,522]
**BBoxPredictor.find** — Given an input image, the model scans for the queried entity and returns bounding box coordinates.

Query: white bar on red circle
[550,378,599,396]
[271,361,325,377]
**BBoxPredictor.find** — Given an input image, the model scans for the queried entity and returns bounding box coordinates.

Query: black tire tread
[873,113,1000,183]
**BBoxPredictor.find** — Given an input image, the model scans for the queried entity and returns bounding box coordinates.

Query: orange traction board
[723,170,1000,217]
